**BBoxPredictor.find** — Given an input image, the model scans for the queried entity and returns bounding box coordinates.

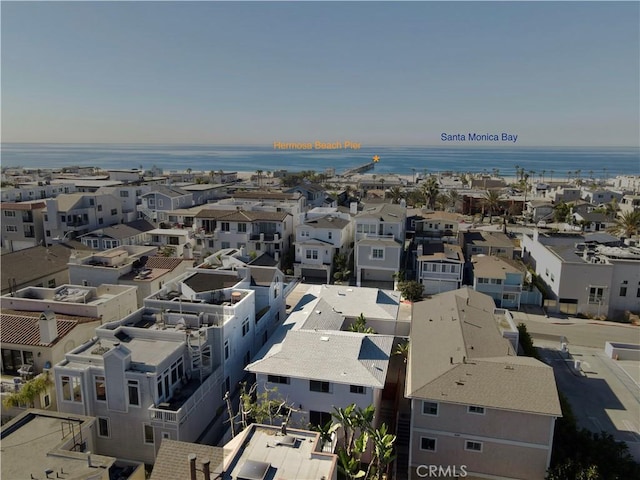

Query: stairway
[394,413,411,480]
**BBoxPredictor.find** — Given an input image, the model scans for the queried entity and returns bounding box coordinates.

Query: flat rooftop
[223,424,336,480]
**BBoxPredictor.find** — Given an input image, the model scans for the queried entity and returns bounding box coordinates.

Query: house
[1,181,74,203]
[43,192,125,245]
[581,188,623,205]
[138,186,193,223]
[96,185,152,222]
[247,329,393,429]
[195,209,293,259]
[1,243,92,295]
[415,243,464,295]
[525,199,555,223]
[285,183,332,208]
[1,409,145,480]
[619,194,640,215]
[406,288,561,480]
[145,228,196,258]
[522,230,640,318]
[460,230,515,260]
[68,245,192,308]
[354,203,406,288]
[80,219,156,250]
[471,255,543,308]
[571,210,615,232]
[294,209,352,283]
[1,284,136,416]
[181,183,228,206]
[413,211,465,243]
[1,200,47,252]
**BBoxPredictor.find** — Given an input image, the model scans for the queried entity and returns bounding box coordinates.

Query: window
[61,215,66,222]
[310,410,332,427]
[238,223,247,233]
[120,191,129,197]
[310,380,330,393]
[328,231,333,240]
[588,286,605,304]
[242,317,250,336]
[110,208,117,215]
[168,236,179,245]
[620,281,628,297]
[468,405,485,415]
[224,340,229,360]
[420,437,436,451]
[306,249,318,260]
[221,222,230,232]
[61,376,82,403]
[350,385,366,394]
[465,440,483,452]
[221,241,231,249]
[422,401,438,416]
[97,205,102,212]
[5,226,17,232]
[300,230,309,237]
[43,394,51,408]
[244,351,251,366]
[46,230,51,237]
[98,218,104,225]
[267,375,290,384]
[128,380,140,406]
[89,199,95,206]
[143,424,154,445]
[94,376,106,401]
[98,417,110,438]
[372,248,384,259]
[3,210,16,217]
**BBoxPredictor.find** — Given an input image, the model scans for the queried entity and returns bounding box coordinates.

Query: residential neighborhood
[2,162,638,480]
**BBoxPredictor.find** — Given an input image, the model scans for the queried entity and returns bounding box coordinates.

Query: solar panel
[237,460,271,480]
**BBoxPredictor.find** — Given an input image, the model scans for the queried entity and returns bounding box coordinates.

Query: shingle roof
[150,439,224,480]
[418,244,464,262]
[87,219,155,240]
[247,330,393,388]
[0,314,78,346]
[142,186,190,198]
[355,203,405,222]
[304,215,350,229]
[471,255,526,279]
[463,230,514,248]
[183,272,239,293]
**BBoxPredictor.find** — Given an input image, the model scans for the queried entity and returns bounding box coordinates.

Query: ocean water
[1,143,638,178]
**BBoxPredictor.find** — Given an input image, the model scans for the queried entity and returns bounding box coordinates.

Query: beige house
[406,288,561,480]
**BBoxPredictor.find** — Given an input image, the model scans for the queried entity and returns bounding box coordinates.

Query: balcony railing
[148,367,222,427]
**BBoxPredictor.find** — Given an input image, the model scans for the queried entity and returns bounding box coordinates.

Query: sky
[1,1,639,147]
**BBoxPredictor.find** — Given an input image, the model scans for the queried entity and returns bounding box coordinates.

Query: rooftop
[247,330,393,388]
[316,284,401,321]
[150,440,225,480]
[1,410,142,480]
[355,202,405,222]
[223,424,336,480]
[463,230,514,248]
[303,214,350,229]
[471,254,526,279]
[418,243,464,262]
[0,314,79,347]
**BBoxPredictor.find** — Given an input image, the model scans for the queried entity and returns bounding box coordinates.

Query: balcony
[149,367,222,427]
[249,232,280,242]
[503,284,523,293]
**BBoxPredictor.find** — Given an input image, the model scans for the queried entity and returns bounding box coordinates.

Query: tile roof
[0,314,78,346]
[0,201,47,211]
[144,256,186,271]
[150,439,224,480]
[247,330,393,388]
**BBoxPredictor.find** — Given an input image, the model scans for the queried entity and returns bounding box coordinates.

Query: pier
[342,161,376,176]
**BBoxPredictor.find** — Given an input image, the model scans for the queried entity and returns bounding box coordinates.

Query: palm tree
[607,211,640,238]
[255,169,263,188]
[448,189,460,213]
[420,177,439,209]
[388,186,403,204]
[549,170,554,184]
[435,193,450,211]
[482,190,502,222]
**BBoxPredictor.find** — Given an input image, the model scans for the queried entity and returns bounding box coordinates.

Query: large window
[422,401,438,416]
[350,385,366,394]
[128,380,140,406]
[372,248,384,259]
[61,376,83,403]
[238,223,247,233]
[94,376,106,402]
[221,222,230,232]
[420,437,436,451]
[310,410,332,427]
[306,249,318,260]
[310,380,330,393]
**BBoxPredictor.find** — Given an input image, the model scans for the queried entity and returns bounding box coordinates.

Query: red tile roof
[144,257,185,270]
[0,314,78,346]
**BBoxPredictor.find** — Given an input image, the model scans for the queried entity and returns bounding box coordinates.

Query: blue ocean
[1,144,638,178]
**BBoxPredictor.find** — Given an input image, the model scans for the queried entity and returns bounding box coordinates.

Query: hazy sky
[2,1,639,146]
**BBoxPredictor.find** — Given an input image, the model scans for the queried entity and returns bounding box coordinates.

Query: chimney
[188,454,197,480]
[202,458,211,480]
[39,310,58,344]
[350,202,358,215]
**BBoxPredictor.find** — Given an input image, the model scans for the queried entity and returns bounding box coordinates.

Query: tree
[482,190,502,222]
[387,186,403,204]
[435,193,450,211]
[348,313,375,334]
[420,177,439,209]
[553,202,571,223]
[3,372,52,408]
[398,280,424,302]
[607,211,640,238]
[448,189,460,213]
